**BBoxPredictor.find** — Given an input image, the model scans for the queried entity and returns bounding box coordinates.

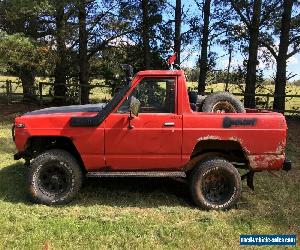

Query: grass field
[0,104,299,249]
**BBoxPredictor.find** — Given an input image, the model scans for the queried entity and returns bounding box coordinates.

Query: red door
[104,77,183,170]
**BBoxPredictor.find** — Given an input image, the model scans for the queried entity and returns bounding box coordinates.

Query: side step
[86,171,186,178]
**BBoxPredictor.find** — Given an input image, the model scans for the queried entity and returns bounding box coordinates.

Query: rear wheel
[28,149,83,205]
[189,158,241,210]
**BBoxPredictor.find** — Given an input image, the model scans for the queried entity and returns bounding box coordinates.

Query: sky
[172,0,300,81]
[181,45,300,81]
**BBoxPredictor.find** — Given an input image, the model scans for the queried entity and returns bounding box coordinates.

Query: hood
[24,103,107,116]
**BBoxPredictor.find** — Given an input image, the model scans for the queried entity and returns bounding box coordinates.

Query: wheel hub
[212,101,236,113]
[39,166,70,195]
[202,172,231,203]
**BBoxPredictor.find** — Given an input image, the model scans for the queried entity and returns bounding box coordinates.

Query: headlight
[12,123,25,142]
[15,123,25,128]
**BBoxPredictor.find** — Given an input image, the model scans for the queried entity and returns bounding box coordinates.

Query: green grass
[0,105,299,249]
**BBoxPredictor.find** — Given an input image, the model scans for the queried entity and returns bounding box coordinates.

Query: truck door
[105,77,183,170]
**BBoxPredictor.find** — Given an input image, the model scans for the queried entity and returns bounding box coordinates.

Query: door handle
[164,122,175,127]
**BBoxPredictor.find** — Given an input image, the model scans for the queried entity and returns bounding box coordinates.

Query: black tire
[201,92,245,113]
[189,158,242,210]
[28,149,83,205]
[188,91,198,104]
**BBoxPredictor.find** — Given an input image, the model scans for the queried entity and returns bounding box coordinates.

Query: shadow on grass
[77,177,192,208]
[0,162,29,203]
[0,163,192,208]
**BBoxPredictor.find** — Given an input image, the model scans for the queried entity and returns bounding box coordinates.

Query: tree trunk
[141,0,150,69]
[54,1,67,104]
[244,0,262,108]
[273,0,293,112]
[79,0,89,104]
[20,17,38,100]
[174,0,181,66]
[19,67,36,101]
[198,0,211,94]
[225,46,232,92]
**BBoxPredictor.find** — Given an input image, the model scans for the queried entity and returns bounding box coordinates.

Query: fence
[0,80,111,105]
[1,79,299,115]
[204,91,300,115]
[37,82,110,105]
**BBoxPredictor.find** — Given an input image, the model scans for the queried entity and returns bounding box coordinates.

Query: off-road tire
[201,92,246,113]
[28,149,83,205]
[189,158,242,210]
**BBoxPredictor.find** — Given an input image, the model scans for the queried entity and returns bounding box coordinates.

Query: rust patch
[275,140,285,154]
[248,154,285,171]
[197,136,222,141]
[228,136,240,142]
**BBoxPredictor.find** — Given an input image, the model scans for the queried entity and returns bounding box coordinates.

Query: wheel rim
[201,170,234,204]
[212,101,236,113]
[38,163,72,195]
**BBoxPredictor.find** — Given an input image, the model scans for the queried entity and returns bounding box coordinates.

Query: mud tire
[189,158,242,210]
[28,149,83,205]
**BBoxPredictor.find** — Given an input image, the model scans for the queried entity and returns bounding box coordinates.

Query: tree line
[0,0,299,112]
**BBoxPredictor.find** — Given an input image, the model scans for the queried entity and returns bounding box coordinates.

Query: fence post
[39,82,43,106]
[6,80,11,104]
[78,85,82,105]
[266,94,270,109]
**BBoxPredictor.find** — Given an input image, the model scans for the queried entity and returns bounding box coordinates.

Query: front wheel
[28,149,83,205]
[189,158,242,210]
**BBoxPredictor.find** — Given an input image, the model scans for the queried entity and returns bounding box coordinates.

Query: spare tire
[202,92,245,113]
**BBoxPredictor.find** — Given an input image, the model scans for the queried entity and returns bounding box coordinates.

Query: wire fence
[0,80,112,105]
[1,79,299,115]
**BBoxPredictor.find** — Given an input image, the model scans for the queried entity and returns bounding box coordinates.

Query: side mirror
[130,96,140,117]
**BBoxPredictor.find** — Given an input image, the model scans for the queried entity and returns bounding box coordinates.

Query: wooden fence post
[6,80,11,104]
[39,82,43,106]
[78,85,82,105]
[266,94,270,109]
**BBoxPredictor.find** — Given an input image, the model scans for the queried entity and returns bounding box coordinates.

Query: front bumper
[282,159,292,171]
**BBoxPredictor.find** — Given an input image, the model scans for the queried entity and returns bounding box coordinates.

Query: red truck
[12,68,291,210]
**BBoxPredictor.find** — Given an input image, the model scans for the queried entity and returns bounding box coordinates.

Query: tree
[260,0,300,112]
[174,0,182,65]
[118,0,170,71]
[273,0,294,112]
[0,0,51,100]
[78,0,89,104]
[230,0,262,108]
[52,0,70,103]
[198,0,212,94]
[0,32,54,99]
[141,0,151,69]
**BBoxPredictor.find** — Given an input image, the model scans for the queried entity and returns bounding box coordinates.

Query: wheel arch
[183,139,249,172]
[25,136,86,173]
